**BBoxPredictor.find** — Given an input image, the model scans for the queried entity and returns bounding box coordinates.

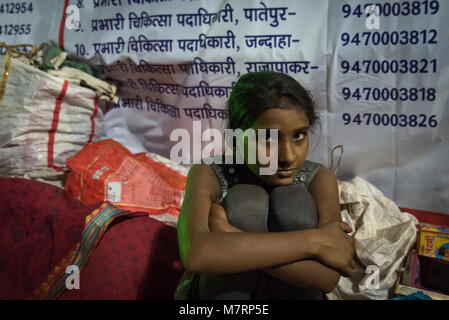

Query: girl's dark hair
[227,71,319,131]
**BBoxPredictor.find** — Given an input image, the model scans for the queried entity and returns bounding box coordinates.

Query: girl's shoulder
[204,156,323,201]
[184,158,223,203]
[294,160,322,188]
[203,154,236,203]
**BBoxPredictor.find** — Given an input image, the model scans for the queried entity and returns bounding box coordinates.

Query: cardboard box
[417,224,449,260]
[400,249,449,295]
[401,250,419,288]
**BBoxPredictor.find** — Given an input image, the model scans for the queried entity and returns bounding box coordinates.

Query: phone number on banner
[342,87,435,101]
[341,30,437,46]
[342,113,438,128]
[0,24,31,36]
[342,1,440,18]
[341,59,437,74]
[0,2,33,14]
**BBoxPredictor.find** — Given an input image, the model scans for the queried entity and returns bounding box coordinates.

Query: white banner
[0,0,447,214]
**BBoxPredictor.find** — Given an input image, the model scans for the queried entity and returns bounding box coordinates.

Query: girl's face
[243,103,310,187]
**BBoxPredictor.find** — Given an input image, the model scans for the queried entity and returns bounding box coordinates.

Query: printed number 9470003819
[342,1,439,18]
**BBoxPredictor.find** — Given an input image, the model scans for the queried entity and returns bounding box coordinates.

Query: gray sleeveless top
[175,156,323,300]
[208,155,321,202]
[202,156,323,300]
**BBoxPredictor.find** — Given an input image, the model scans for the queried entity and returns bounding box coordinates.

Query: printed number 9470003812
[341,30,437,46]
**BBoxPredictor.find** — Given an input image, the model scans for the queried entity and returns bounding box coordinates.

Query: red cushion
[0,178,101,299]
[0,177,184,300]
[58,215,184,300]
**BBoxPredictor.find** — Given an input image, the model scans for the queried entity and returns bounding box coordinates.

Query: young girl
[177,71,355,299]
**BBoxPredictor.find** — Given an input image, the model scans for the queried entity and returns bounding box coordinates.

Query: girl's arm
[262,259,341,293]
[208,166,352,293]
[262,167,350,292]
[178,164,355,276]
[209,203,344,293]
[308,166,344,228]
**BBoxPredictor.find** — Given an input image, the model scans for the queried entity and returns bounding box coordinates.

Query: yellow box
[418,224,449,261]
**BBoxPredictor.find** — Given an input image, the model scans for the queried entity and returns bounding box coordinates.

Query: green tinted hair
[227,71,319,131]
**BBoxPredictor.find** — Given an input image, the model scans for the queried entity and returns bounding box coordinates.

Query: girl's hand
[209,202,242,233]
[311,221,356,277]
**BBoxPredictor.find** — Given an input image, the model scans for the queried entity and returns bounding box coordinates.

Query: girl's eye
[294,132,306,141]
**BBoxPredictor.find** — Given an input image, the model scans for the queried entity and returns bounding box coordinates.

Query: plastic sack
[327,176,419,300]
[65,139,187,226]
[0,54,103,187]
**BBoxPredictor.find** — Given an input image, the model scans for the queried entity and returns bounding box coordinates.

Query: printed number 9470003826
[342,113,438,128]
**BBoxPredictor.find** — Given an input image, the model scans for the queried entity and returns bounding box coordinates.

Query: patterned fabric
[59,212,184,300]
[37,202,137,300]
[0,177,184,300]
[0,177,100,299]
[209,155,321,202]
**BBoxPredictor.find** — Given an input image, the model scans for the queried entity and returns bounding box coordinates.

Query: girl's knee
[222,184,269,232]
[269,185,318,232]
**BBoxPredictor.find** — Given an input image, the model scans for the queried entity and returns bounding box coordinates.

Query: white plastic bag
[327,176,419,300]
[0,55,103,187]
